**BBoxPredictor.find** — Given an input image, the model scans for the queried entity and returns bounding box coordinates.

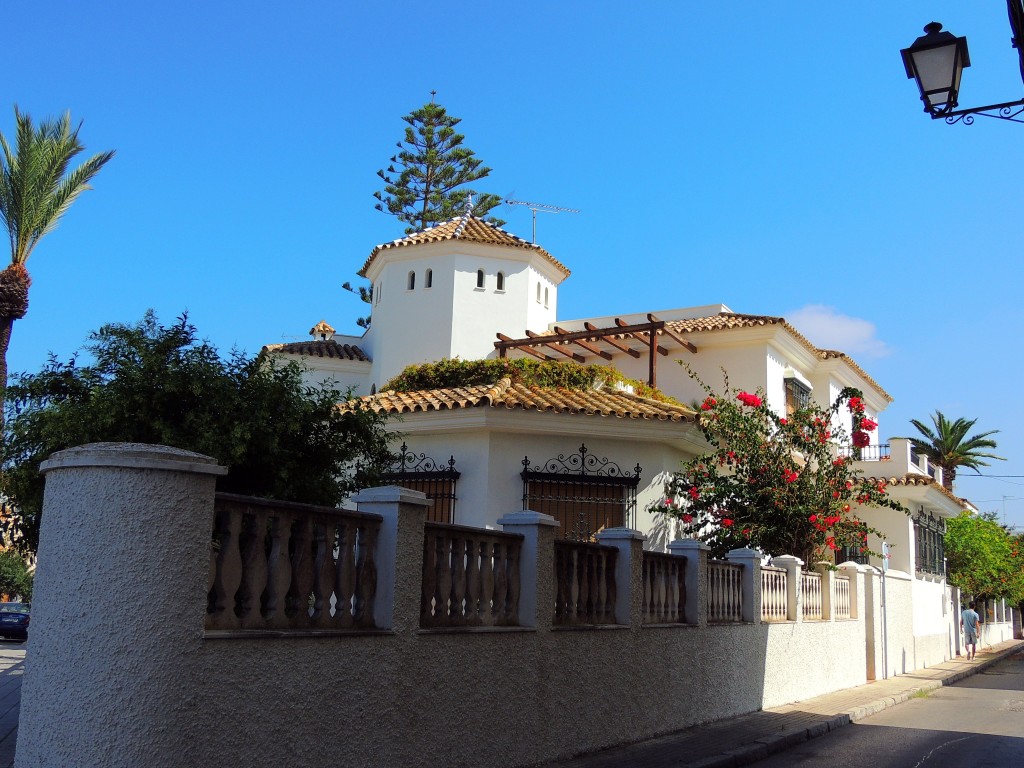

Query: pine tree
[374,97,503,234]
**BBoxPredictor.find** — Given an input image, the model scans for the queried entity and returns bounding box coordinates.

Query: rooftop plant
[381,358,684,405]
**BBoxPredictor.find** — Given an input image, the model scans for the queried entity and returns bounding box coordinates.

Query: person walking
[961,601,981,660]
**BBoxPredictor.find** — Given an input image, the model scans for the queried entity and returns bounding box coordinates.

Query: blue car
[0,602,30,641]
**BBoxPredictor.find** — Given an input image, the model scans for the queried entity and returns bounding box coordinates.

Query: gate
[380,443,460,524]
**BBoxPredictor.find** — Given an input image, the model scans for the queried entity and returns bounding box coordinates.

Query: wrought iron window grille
[521,443,642,541]
[380,442,460,524]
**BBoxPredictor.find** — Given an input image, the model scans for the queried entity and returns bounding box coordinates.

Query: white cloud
[785,305,891,358]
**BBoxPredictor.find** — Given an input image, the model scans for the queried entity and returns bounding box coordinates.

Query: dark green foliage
[945,511,1024,603]
[0,549,31,600]
[1,312,393,553]
[382,358,682,405]
[374,100,503,235]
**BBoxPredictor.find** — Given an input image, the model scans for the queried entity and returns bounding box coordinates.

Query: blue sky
[7,2,1023,528]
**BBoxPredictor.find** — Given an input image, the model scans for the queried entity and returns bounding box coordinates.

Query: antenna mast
[504,199,580,243]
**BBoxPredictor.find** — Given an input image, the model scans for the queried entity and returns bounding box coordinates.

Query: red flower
[852,430,870,448]
[848,396,864,413]
[682,514,693,524]
[832,491,841,499]
[826,537,837,551]
[809,514,818,523]
[722,518,734,527]
[736,392,762,407]
[779,418,787,425]
[783,469,799,483]
[688,486,700,500]
[843,504,850,512]
[663,498,674,507]
[701,397,717,411]
[742,528,751,535]
[859,417,878,432]
[832,458,846,467]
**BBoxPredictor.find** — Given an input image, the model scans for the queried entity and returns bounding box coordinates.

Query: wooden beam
[648,314,697,353]
[553,325,613,360]
[525,330,586,363]
[615,318,669,356]
[583,322,641,358]
[495,333,553,361]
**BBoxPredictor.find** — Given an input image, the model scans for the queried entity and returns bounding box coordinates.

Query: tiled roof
[345,378,696,422]
[263,340,369,362]
[863,474,965,507]
[360,215,571,278]
[664,313,892,402]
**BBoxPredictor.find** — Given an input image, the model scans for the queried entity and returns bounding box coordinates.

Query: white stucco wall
[362,242,563,388]
[22,449,895,768]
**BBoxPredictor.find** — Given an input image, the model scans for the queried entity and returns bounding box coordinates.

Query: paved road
[0,643,23,768]
[751,651,1024,768]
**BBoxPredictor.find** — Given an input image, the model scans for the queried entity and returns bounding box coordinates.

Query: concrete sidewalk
[547,638,1024,768]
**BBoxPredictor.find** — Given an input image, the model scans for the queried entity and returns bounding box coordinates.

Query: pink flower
[736,392,762,407]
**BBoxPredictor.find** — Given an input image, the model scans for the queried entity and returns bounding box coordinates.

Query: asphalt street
[751,650,1024,768]
[0,643,24,768]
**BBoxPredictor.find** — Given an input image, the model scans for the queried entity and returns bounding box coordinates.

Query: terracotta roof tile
[360,215,570,278]
[345,378,696,422]
[664,313,892,402]
[863,474,965,508]
[263,340,370,362]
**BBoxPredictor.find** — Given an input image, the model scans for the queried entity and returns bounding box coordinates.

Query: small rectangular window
[784,378,811,415]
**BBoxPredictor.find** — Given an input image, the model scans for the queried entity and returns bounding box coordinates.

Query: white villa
[264,212,997,667]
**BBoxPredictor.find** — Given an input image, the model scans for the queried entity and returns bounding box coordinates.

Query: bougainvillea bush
[652,372,905,564]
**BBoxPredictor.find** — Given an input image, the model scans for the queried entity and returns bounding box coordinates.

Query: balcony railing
[838,443,891,462]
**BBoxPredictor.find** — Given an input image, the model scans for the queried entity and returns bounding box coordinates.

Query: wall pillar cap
[497,510,559,528]
[596,527,646,542]
[836,561,863,572]
[39,442,227,476]
[352,485,431,507]
[771,554,804,567]
[727,547,763,559]
[667,538,710,552]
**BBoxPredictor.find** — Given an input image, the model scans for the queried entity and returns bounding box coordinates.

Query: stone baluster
[451,536,467,624]
[354,518,379,628]
[209,507,243,630]
[237,507,269,628]
[493,542,508,625]
[264,510,293,629]
[814,561,835,621]
[333,518,355,628]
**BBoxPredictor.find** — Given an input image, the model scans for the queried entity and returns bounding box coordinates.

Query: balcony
[839,437,942,484]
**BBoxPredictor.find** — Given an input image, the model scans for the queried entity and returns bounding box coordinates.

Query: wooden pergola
[494,314,696,388]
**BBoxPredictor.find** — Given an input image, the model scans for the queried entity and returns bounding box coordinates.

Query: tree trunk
[0,314,14,430]
[943,465,956,492]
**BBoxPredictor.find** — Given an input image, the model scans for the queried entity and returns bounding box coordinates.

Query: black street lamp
[902,2,1024,124]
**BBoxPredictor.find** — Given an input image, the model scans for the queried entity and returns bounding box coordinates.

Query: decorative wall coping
[39,442,227,476]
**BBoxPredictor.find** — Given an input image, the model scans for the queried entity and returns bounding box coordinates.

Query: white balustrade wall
[17,443,1006,768]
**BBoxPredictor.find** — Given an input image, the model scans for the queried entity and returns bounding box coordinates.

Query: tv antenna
[504,199,580,243]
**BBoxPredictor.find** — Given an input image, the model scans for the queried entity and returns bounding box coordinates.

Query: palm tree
[0,106,114,409]
[907,411,1005,491]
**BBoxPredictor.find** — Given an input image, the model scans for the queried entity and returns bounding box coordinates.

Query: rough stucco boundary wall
[16,443,225,768]
[19,443,880,768]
